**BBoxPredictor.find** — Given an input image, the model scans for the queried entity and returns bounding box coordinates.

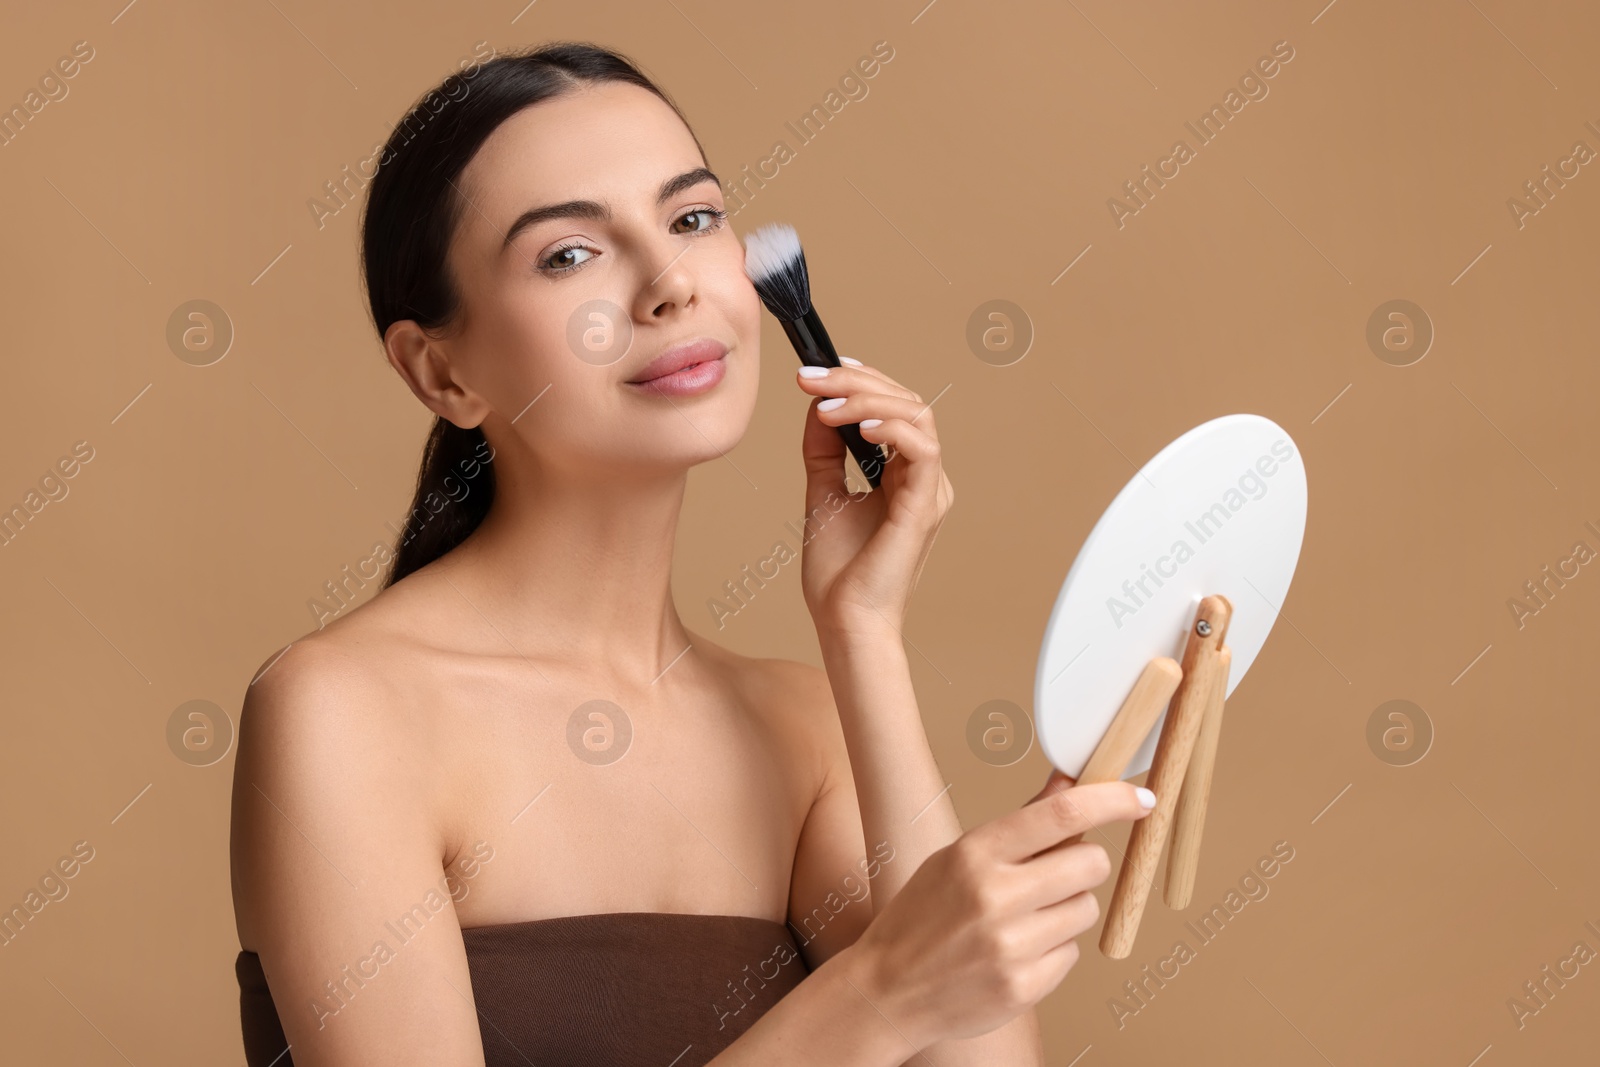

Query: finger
[799,396,856,504]
[1014,840,1114,911]
[851,364,925,404]
[835,357,905,389]
[1026,937,1082,1000]
[1028,770,1077,805]
[978,781,1155,864]
[812,394,939,442]
[795,365,920,404]
[1019,888,1101,948]
[855,418,944,501]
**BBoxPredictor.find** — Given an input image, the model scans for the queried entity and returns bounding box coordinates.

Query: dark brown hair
[360,42,706,588]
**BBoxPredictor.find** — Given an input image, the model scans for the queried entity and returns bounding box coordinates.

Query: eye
[536,206,727,278]
[670,206,728,236]
[540,240,596,275]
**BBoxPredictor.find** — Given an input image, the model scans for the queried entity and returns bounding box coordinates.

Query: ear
[383,319,493,429]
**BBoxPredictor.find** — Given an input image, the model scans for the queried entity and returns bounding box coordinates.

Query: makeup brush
[742,223,886,489]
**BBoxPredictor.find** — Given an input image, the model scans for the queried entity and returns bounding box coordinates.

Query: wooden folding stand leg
[1059,658,1182,826]
[1165,626,1234,911]
[1092,594,1233,959]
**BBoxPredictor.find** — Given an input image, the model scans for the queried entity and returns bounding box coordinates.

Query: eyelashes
[537,206,729,277]
[669,206,728,236]
[541,239,592,275]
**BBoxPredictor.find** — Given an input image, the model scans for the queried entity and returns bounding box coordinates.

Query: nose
[635,241,698,321]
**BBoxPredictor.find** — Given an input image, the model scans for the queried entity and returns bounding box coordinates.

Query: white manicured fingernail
[798,365,831,378]
[817,397,847,412]
[1136,787,1157,809]
[859,418,883,429]
[839,355,863,366]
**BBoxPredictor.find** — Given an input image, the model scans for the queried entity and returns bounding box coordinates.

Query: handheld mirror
[1033,413,1308,781]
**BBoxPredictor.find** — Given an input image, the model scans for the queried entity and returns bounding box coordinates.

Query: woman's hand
[842,773,1156,1049]
[794,359,955,635]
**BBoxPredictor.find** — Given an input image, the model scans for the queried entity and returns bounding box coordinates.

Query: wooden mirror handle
[1100,594,1232,959]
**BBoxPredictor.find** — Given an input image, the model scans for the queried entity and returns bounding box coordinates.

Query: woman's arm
[721,747,1153,1067]
[705,941,931,1066]
[761,679,1149,1067]
[790,359,968,910]
[816,624,964,907]
[818,623,1046,1065]
[790,360,1046,1063]
[230,643,491,1066]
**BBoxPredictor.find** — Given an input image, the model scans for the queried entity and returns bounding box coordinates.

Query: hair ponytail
[383,419,495,588]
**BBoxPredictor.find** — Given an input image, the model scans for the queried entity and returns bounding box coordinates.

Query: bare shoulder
[687,632,836,718]
[237,633,399,759]
[237,570,457,752]
[687,633,843,790]
[750,656,837,715]
[231,617,444,950]
[233,574,458,791]
[238,587,427,746]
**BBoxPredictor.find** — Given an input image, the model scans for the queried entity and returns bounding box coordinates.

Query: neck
[442,450,695,683]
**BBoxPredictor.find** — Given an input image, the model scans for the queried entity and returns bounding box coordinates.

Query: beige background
[3,0,1598,1063]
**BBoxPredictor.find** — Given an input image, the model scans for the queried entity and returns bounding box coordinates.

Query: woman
[229,41,1153,1067]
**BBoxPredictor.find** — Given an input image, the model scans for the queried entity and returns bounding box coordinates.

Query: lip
[628,338,730,383]
[625,338,730,397]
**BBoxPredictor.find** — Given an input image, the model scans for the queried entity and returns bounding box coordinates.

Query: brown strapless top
[237,911,811,1066]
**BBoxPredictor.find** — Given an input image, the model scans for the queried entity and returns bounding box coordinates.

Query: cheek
[484,293,583,383]
[718,277,764,386]
[711,261,764,349]
[736,278,763,340]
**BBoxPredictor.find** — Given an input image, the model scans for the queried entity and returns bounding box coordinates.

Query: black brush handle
[779,306,885,488]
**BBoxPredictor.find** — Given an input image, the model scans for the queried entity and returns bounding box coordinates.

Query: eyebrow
[499,166,721,250]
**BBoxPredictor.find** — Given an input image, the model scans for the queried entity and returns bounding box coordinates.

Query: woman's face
[430,81,762,482]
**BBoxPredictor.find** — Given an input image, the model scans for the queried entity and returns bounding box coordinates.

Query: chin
[668,401,757,475]
[684,399,757,466]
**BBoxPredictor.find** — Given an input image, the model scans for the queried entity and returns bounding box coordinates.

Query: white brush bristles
[742,222,812,320]
[741,223,803,283]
